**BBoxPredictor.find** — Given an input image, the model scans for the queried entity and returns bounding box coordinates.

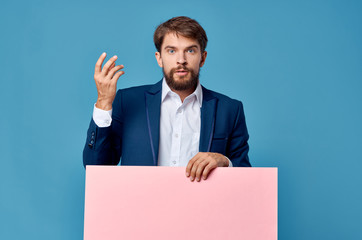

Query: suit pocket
[210,136,228,154]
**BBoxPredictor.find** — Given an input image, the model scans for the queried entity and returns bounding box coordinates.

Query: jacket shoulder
[117,84,153,95]
[202,86,243,107]
[116,80,162,96]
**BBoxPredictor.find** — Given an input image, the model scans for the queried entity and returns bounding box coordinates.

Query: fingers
[111,70,125,84]
[189,158,204,182]
[102,55,118,75]
[94,53,125,85]
[186,153,201,178]
[108,64,124,79]
[186,152,227,182]
[202,164,217,180]
[94,52,120,77]
[190,158,217,182]
[93,52,125,111]
[109,61,116,71]
[187,153,210,182]
[194,160,210,181]
[95,52,107,74]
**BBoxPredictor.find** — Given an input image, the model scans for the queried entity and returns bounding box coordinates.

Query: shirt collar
[161,77,203,107]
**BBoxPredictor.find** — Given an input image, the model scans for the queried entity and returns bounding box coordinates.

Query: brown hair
[153,16,208,53]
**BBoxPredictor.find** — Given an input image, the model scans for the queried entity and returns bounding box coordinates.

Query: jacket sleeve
[227,101,251,167]
[82,90,123,168]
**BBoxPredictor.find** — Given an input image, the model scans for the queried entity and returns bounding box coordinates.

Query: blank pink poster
[84,166,277,240]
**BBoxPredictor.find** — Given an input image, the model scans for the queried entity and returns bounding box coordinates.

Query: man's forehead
[162,32,200,48]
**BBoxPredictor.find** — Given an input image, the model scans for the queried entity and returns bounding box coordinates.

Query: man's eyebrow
[186,45,199,49]
[163,45,199,49]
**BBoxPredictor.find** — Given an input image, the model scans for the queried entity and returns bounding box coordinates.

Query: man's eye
[168,49,175,54]
[187,49,195,53]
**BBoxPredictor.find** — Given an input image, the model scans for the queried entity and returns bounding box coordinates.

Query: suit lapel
[199,87,218,152]
[145,80,162,166]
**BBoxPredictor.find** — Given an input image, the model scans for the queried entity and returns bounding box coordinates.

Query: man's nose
[177,52,187,65]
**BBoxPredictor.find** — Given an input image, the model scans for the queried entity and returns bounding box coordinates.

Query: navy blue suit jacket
[83,80,250,167]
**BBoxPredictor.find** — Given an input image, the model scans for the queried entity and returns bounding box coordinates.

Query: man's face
[155,33,207,91]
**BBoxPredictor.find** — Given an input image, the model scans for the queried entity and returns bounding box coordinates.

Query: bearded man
[83,16,251,181]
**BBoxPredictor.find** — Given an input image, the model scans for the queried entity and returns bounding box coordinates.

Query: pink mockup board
[84,166,277,240]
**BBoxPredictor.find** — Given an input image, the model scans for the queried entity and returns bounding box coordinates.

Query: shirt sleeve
[225,156,233,167]
[92,104,113,127]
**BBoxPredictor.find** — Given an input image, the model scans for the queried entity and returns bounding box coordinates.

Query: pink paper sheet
[84,166,277,240]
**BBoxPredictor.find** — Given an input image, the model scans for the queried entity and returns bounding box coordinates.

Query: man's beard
[163,66,200,91]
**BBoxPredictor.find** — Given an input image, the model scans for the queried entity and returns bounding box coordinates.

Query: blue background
[1,0,361,239]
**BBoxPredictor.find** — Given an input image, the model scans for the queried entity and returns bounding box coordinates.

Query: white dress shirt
[93,78,232,167]
[158,79,202,166]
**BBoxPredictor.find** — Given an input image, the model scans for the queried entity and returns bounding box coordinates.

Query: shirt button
[175,133,179,138]
[172,161,176,164]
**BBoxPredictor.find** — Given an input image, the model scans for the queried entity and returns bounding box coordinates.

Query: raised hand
[94,52,125,110]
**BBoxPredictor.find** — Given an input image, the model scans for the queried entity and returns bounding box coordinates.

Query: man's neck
[171,88,196,102]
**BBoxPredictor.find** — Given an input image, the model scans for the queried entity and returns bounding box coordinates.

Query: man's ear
[199,51,207,67]
[155,52,163,68]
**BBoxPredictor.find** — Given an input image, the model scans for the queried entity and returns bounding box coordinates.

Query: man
[83,16,251,182]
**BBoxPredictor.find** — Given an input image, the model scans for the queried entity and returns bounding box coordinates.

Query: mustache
[172,66,190,72]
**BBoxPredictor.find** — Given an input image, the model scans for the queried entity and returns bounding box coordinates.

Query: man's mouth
[175,69,189,76]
